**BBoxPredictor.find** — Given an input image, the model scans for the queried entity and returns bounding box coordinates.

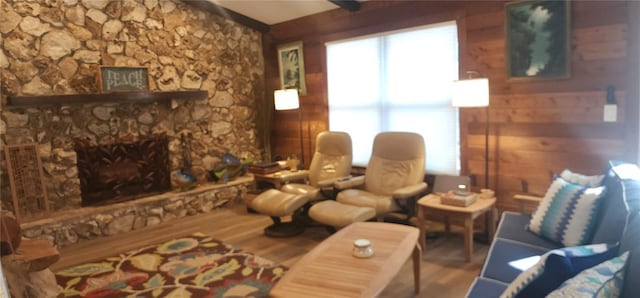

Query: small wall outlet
[604,104,617,122]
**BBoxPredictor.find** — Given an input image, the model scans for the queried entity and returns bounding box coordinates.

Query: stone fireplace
[75,134,171,206]
[0,0,269,247]
[0,0,268,215]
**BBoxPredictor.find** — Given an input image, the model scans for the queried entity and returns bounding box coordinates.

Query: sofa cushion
[591,161,640,244]
[560,169,605,187]
[481,238,550,283]
[546,251,629,298]
[500,243,618,298]
[496,212,561,250]
[466,277,508,298]
[528,176,606,246]
[621,213,640,298]
[595,161,640,298]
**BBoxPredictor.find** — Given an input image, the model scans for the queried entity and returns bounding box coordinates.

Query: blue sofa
[466,161,640,297]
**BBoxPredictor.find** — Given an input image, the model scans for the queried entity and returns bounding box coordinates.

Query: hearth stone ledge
[20,175,255,248]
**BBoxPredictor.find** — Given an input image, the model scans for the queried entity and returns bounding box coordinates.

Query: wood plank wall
[263,1,639,212]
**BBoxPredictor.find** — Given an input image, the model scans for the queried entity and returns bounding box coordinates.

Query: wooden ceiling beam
[182,1,270,33]
[329,0,361,12]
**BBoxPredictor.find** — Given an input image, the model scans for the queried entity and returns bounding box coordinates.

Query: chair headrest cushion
[371,132,425,161]
[316,131,352,156]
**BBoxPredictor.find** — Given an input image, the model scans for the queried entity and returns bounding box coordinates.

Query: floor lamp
[453,76,490,244]
[452,77,490,189]
[274,89,304,169]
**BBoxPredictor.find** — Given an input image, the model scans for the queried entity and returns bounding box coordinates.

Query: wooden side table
[252,170,309,189]
[416,194,496,262]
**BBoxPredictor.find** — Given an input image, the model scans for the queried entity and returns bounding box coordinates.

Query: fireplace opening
[74,135,171,206]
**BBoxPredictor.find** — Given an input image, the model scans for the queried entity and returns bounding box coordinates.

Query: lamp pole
[484,106,489,189]
[298,106,305,169]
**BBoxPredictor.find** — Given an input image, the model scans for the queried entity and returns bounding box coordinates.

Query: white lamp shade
[452,78,489,107]
[274,89,300,110]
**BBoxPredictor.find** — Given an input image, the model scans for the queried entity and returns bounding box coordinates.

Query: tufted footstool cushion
[309,200,376,228]
[250,189,310,237]
[251,189,309,217]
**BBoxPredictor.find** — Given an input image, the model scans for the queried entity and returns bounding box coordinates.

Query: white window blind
[326,20,460,174]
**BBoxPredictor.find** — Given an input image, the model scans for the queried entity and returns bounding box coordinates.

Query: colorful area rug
[55,233,286,297]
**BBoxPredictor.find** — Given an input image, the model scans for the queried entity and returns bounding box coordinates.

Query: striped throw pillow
[546,251,629,298]
[528,176,606,247]
[500,243,617,298]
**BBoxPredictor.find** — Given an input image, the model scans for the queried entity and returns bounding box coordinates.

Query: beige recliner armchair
[250,131,353,237]
[280,131,353,201]
[309,132,427,228]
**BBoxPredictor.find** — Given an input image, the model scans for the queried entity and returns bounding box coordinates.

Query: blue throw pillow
[501,243,619,298]
[528,176,606,246]
[546,251,629,298]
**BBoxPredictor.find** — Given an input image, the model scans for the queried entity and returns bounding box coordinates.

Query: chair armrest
[334,175,365,190]
[273,170,309,182]
[392,182,428,200]
[513,194,543,213]
[317,175,352,188]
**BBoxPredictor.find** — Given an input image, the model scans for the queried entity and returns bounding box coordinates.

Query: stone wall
[21,176,254,248]
[0,0,266,214]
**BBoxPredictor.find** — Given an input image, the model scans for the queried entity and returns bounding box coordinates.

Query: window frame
[325,19,466,175]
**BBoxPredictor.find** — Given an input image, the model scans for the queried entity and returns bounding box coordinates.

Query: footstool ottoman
[309,200,376,228]
[250,189,309,237]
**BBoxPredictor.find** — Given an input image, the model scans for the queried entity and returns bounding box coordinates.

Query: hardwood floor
[53,201,489,298]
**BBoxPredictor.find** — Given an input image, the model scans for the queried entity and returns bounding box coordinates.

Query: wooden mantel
[6,90,208,106]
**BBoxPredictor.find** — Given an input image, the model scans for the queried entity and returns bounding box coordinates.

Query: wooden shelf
[6,90,208,106]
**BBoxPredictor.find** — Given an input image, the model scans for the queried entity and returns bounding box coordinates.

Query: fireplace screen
[75,135,171,206]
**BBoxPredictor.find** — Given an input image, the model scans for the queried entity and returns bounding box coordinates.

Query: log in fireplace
[74,135,171,206]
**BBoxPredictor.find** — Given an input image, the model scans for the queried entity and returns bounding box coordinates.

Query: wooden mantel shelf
[6,90,208,106]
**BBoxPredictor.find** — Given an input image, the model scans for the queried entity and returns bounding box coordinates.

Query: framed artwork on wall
[277,41,307,95]
[505,0,571,81]
[97,66,149,92]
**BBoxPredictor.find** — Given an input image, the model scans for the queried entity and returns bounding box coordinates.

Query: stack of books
[440,191,477,207]
[248,162,280,174]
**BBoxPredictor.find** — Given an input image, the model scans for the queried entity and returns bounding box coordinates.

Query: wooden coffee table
[270,222,421,297]
[416,194,496,262]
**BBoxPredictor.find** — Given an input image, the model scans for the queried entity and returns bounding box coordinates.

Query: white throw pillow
[560,169,605,187]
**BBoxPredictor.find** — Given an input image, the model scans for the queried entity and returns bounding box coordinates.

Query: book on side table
[248,162,280,174]
[440,191,476,207]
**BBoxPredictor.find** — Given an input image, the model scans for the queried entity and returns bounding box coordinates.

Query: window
[326,20,460,174]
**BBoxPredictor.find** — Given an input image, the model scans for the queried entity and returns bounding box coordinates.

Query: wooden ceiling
[183,0,361,33]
